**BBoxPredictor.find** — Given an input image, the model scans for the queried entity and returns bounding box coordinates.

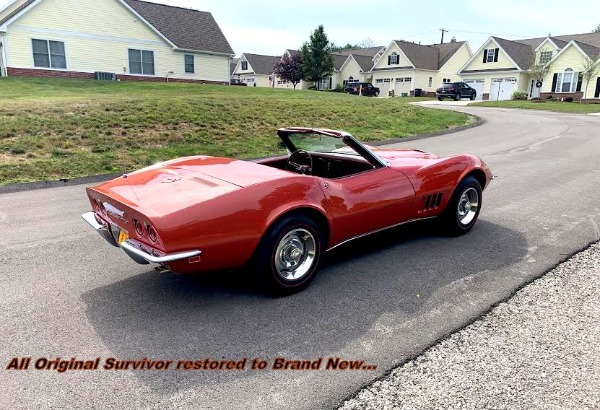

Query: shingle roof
[242,53,280,75]
[122,0,233,54]
[492,36,535,69]
[572,40,600,59]
[335,46,384,58]
[351,54,376,71]
[0,0,35,27]
[392,40,466,70]
[332,53,348,70]
[516,32,600,51]
[230,58,238,75]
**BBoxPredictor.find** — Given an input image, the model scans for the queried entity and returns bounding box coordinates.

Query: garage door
[375,78,392,97]
[489,78,517,101]
[394,77,412,96]
[464,79,484,101]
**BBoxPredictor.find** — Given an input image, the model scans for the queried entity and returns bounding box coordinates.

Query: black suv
[436,82,476,101]
[344,82,380,97]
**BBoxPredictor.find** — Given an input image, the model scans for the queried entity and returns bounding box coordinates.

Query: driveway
[1,107,599,409]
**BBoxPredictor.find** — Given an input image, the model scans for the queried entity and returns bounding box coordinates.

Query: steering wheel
[288,150,313,175]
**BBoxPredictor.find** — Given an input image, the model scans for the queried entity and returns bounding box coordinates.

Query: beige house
[460,33,600,101]
[273,49,310,90]
[0,0,234,82]
[317,46,384,90]
[231,52,280,87]
[371,40,472,97]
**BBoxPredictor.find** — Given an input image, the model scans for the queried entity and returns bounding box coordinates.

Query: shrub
[334,84,345,93]
[511,91,527,100]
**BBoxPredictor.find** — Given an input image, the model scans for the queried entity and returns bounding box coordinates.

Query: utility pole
[440,28,448,44]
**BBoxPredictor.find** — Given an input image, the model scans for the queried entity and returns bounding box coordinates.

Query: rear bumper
[81,212,201,265]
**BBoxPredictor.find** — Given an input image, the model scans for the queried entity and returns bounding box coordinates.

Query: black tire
[375,90,380,97]
[470,92,476,101]
[442,176,483,236]
[438,97,443,101]
[454,93,461,101]
[253,214,324,295]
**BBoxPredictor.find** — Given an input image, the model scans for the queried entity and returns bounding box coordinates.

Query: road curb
[0,113,484,194]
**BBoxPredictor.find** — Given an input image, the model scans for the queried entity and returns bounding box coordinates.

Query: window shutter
[576,73,582,92]
[388,55,391,65]
[482,50,487,64]
[494,48,499,62]
[329,77,332,89]
[595,78,600,98]
[551,73,558,92]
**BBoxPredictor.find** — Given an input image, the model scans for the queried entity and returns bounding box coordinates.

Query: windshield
[279,132,359,156]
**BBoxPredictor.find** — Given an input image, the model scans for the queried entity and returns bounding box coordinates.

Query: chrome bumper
[82,212,201,265]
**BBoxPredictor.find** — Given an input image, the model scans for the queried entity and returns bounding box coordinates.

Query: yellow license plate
[118,230,129,245]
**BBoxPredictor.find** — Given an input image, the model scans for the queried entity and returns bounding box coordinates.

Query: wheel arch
[463,168,487,190]
[264,206,331,245]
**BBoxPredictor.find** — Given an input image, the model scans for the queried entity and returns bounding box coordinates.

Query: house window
[185,54,194,74]
[128,49,155,75]
[404,77,411,82]
[539,51,552,65]
[388,52,399,65]
[428,77,432,87]
[375,79,383,84]
[395,78,403,83]
[554,68,580,93]
[343,76,359,86]
[32,39,66,69]
[383,78,392,83]
[443,78,451,83]
[483,48,499,63]
[241,61,248,70]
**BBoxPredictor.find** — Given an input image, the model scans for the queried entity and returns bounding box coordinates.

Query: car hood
[90,156,289,215]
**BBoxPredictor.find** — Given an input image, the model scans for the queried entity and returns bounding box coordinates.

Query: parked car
[436,82,476,101]
[344,82,380,97]
[82,127,493,295]
[230,79,247,86]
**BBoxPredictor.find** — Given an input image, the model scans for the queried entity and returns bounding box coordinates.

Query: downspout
[0,34,6,76]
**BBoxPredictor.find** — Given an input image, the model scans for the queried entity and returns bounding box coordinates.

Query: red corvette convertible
[82,128,493,294]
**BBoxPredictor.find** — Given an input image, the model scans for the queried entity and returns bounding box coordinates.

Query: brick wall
[540,92,583,101]
[7,67,228,85]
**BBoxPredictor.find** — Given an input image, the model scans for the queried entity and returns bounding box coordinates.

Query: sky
[1,0,599,56]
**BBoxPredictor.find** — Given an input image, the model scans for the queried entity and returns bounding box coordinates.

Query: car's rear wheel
[253,214,324,295]
[442,176,482,235]
[454,93,461,101]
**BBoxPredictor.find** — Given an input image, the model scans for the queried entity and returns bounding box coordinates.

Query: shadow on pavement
[82,219,526,393]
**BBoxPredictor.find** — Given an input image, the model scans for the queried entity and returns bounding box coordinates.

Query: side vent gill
[424,193,443,210]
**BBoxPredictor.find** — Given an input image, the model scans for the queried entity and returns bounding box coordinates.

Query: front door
[529,79,541,99]
[321,168,416,246]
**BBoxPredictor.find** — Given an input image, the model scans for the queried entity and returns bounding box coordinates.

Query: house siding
[338,57,367,87]
[4,0,229,82]
[463,39,517,72]
[541,45,589,94]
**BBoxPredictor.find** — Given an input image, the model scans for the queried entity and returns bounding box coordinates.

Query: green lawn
[469,99,600,113]
[0,77,471,185]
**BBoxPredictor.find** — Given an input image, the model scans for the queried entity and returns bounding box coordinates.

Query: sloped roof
[572,40,600,59]
[351,54,376,71]
[332,53,348,70]
[335,46,384,58]
[0,0,35,27]
[123,0,233,54]
[230,58,238,75]
[492,36,535,69]
[391,40,466,70]
[516,32,600,50]
[242,53,280,75]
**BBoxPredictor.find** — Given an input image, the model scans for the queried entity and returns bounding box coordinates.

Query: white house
[0,0,235,83]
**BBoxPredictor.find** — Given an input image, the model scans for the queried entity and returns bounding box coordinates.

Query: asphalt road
[1,106,599,409]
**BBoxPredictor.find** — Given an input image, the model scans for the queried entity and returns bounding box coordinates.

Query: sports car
[82,127,493,295]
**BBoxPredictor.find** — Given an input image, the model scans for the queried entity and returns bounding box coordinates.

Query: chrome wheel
[274,228,316,281]
[457,187,479,226]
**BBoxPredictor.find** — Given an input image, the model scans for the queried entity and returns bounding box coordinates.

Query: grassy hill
[0,77,472,185]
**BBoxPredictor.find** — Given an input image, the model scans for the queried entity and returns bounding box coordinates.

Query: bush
[511,91,527,100]
[334,84,345,93]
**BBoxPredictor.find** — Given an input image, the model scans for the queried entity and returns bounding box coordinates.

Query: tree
[581,56,600,100]
[450,36,457,43]
[593,24,600,33]
[357,38,375,48]
[300,25,334,90]
[273,53,303,89]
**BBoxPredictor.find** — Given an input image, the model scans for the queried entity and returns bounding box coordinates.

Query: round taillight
[146,224,158,242]
[133,219,144,236]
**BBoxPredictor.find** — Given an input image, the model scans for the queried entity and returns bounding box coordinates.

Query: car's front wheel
[253,214,324,295]
[470,92,476,100]
[454,93,461,101]
[443,176,482,235]
[438,97,443,101]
